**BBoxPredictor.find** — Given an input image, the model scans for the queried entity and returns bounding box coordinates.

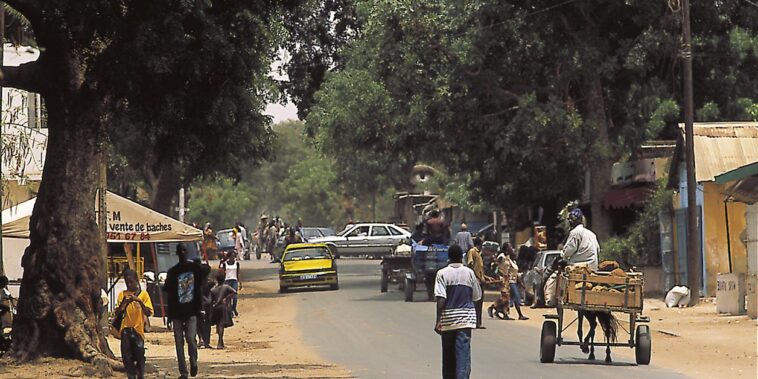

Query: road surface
[244,259,689,379]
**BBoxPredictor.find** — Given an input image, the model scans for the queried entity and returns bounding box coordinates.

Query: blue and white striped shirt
[434,263,482,331]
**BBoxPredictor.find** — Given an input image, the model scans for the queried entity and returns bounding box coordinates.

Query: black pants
[474,299,483,327]
[120,327,145,379]
[198,307,212,347]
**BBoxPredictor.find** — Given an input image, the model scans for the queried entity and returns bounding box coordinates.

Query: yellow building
[669,122,758,296]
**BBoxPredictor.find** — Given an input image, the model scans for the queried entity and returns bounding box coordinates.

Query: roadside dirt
[0,262,351,379]
[1,267,755,378]
[481,292,758,379]
[138,272,352,378]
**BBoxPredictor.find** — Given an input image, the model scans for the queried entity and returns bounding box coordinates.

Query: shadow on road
[149,357,350,378]
[238,292,285,299]
[552,358,638,367]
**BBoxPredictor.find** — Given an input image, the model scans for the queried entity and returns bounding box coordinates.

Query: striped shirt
[434,263,482,331]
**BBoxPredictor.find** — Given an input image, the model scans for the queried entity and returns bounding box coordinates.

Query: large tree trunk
[148,158,180,214]
[6,88,120,373]
[585,76,613,241]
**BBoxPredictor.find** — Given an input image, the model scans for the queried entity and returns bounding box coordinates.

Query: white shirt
[434,263,482,331]
[562,224,599,269]
[224,261,239,281]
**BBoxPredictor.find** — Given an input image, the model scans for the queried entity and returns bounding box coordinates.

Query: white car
[308,223,411,258]
[523,250,562,306]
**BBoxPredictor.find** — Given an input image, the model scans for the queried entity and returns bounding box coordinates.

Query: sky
[265,101,299,124]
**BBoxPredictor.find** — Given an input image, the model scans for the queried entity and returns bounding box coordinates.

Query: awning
[602,186,655,209]
[715,161,758,204]
[2,191,202,242]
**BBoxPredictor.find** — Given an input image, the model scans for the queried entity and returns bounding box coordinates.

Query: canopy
[2,191,202,242]
[715,161,758,204]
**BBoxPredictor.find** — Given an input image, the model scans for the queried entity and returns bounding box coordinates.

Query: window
[371,226,390,236]
[284,247,330,261]
[347,226,369,237]
[388,226,404,236]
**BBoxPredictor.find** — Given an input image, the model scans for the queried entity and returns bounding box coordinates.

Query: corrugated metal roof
[679,122,758,182]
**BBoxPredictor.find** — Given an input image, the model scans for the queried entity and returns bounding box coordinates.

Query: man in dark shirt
[165,244,210,379]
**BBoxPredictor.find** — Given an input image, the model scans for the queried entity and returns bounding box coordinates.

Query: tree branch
[3,0,43,28]
[4,0,41,16]
[1,62,44,94]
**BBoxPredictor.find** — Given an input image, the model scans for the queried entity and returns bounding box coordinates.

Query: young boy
[116,269,153,379]
[210,271,236,349]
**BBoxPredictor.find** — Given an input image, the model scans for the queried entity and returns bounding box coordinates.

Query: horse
[578,310,618,362]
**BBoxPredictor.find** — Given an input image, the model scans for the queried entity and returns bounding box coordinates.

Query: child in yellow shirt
[116,269,153,379]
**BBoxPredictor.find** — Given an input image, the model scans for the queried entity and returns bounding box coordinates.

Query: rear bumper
[279,271,338,287]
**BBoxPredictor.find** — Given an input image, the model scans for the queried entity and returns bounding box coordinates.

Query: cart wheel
[380,272,389,293]
[635,324,651,365]
[404,278,414,302]
[540,321,557,363]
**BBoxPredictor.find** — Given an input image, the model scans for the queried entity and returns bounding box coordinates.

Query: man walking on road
[435,244,482,379]
[165,244,211,379]
[465,238,489,329]
[453,223,474,253]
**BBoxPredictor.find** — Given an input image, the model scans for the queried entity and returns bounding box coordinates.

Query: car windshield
[284,247,331,261]
[300,228,323,239]
[318,227,336,236]
[216,230,234,248]
[336,226,352,237]
[544,253,559,269]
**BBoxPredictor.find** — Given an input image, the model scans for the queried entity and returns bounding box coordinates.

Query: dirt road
[1,259,755,378]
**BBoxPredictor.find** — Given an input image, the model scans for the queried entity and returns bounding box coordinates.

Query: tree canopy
[306,0,758,237]
[0,0,300,369]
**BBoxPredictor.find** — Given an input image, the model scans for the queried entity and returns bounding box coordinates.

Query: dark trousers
[441,328,472,379]
[171,316,198,377]
[120,327,145,379]
[198,307,212,346]
[474,299,483,327]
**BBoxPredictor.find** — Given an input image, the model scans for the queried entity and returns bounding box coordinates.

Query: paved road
[244,259,688,379]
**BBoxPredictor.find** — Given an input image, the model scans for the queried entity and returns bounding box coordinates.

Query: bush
[600,179,672,267]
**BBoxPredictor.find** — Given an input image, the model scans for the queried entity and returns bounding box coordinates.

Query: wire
[526,0,582,17]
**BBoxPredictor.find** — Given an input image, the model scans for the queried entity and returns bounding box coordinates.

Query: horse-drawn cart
[540,269,652,365]
[380,253,412,293]
[403,243,449,302]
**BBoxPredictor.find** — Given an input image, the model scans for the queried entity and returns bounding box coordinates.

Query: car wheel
[279,286,288,293]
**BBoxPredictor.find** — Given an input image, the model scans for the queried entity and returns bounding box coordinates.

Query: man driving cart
[544,207,599,307]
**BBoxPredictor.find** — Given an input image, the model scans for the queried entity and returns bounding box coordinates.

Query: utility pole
[681,0,701,304]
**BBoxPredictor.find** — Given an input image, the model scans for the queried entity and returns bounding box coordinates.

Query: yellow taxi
[279,243,338,293]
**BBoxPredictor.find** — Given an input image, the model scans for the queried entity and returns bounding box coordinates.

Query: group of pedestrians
[254,215,304,262]
[114,244,242,379]
[435,207,600,379]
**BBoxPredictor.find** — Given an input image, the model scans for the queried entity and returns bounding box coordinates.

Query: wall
[639,265,664,297]
[702,182,748,295]
[3,180,39,207]
[746,203,757,319]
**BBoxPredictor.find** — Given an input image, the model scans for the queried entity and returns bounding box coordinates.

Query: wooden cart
[539,271,652,365]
